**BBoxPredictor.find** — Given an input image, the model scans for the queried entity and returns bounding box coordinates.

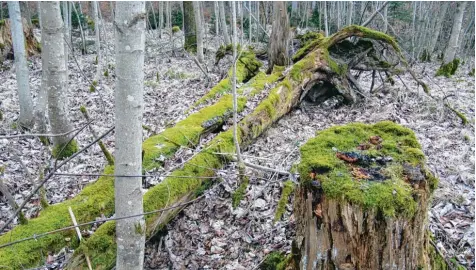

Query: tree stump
[292,121,439,270]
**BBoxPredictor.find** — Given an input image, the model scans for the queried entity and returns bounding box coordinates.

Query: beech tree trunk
[40,1,77,158]
[219,1,230,44]
[443,2,467,64]
[93,1,101,82]
[267,1,289,73]
[183,1,195,52]
[193,1,203,63]
[114,2,146,269]
[8,1,34,129]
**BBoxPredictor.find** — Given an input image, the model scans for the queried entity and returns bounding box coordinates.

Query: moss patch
[298,121,435,218]
[260,251,288,270]
[274,180,295,222]
[52,140,79,159]
[232,175,249,208]
[0,166,115,268]
[436,58,460,77]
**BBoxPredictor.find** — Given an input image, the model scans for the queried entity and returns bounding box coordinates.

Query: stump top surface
[298,121,437,217]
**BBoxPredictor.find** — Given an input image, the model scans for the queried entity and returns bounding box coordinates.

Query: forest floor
[0,26,474,269]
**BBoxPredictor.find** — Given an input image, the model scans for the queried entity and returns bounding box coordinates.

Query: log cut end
[292,121,439,270]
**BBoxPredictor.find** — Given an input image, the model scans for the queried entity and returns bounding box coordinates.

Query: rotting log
[0,26,429,268]
[286,122,440,269]
[66,26,428,268]
[0,18,40,62]
[0,56,278,269]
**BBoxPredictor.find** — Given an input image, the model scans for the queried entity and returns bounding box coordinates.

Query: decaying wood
[0,18,40,62]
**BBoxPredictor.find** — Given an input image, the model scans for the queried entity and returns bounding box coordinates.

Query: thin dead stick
[242,4,270,38]
[68,207,92,270]
[0,126,115,233]
[0,127,85,139]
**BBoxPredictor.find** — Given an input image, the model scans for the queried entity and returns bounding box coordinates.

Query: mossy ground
[52,139,79,159]
[436,58,460,77]
[274,180,295,222]
[298,121,435,218]
[0,166,115,268]
[260,251,288,270]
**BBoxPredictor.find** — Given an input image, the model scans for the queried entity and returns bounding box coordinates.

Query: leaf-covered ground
[0,25,474,269]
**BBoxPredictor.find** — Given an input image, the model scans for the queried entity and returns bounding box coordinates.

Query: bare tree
[93,1,101,83]
[193,1,204,63]
[443,2,467,64]
[346,1,353,26]
[219,1,230,44]
[40,1,77,158]
[324,1,329,36]
[114,2,146,269]
[183,1,196,51]
[8,1,34,129]
[267,1,289,73]
[214,1,219,36]
[158,1,163,38]
[231,1,241,164]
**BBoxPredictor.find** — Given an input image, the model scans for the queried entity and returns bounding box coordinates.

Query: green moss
[290,52,315,82]
[428,241,447,270]
[261,251,287,270]
[232,176,249,208]
[330,25,400,53]
[193,51,262,106]
[0,166,115,268]
[52,140,78,159]
[0,20,5,26]
[216,44,242,63]
[172,26,180,33]
[436,59,460,77]
[447,106,468,125]
[293,32,325,62]
[274,180,295,222]
[298,121,433,218]
[469,68,475,76]
[79,105,87,114]
[103,69,109,77]
[323,50,348,75]
[89,80,98,92]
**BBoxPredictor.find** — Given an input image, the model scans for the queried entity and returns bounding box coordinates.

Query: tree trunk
[183,1,196,52]
[193,1,203,63]
[292,122,437,269]
[149,2,158,30]
[114,2,146,269]
[93,1,101,82]
[443,2,467,64]
[219,1,230,44]
[214,1,219,36]
[158,1,163,38]
[346,1,353,26]
[62,1,69,69]
[267,1,289,73]
[40,1,77,159]
[324,1,329,36]
[8,1,34,129]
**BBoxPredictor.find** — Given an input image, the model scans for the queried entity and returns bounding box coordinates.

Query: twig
[0,127,85,139]
[68,207,92,270]
[0,126,115,233]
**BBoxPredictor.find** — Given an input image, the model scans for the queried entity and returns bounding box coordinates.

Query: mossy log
[0,18,40,62]
[0,53,276,269]
[290,122,439,270]
[0,26,425,268]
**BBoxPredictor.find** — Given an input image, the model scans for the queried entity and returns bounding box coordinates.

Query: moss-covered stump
[291,121,438,270]
[436,58,460,77]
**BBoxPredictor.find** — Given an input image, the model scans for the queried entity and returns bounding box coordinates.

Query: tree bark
[267,1,290,73]
[324,1,329,36]
[114,2,146,269]
[93,1,101,82]
[443,2,467,64]
[219,1,230,44]
[8,1,34,129]
[214,1,219,36]
[40,1,77,158]
[158,1,163,38]
[183,1,196,52]
[292,121,436,269]
[193,1,203,63]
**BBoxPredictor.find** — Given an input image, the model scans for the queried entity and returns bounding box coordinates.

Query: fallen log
[0,54,277,268]
[0,25,428,268]
[67,25,427,268]
[287,122,439,269]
